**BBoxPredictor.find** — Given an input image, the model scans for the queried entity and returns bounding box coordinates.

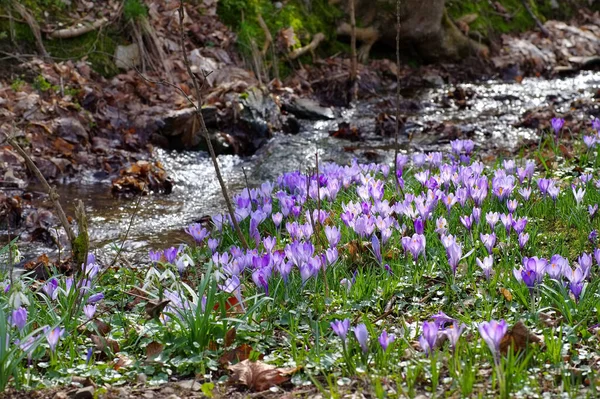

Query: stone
[114,44,140,70]
[175,379,201,391]
[282,97,335,120]
[71,386,95,399]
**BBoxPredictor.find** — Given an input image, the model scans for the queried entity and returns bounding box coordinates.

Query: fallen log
[287,33,325,60]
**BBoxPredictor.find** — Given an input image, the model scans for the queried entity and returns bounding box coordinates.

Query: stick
[394,0,401,192]
[257,14,272,57]
[3,132,75,243]
[48,18,108,39]
[521,0,550,37]
[177,1,248,249]
[287,33,325,60]
[11,1,49,59]
[349,0,358,101]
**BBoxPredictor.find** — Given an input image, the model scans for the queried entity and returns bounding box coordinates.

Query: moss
[218,0,342,77]
[446,0,592,36]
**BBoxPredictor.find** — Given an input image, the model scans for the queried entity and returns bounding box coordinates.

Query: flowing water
[11,71,600,264]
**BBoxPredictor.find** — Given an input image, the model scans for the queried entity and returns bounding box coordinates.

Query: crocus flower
[371,235,382,265]
[564,266,586,301]
[185,223,210,243]
[87,293,104,304]
[519,187,532,201]
[419,321,438,355]
[477,256,494,280]
[444,322,466,350]
[430,311,454,328]
[324,226,341,248]
[340,278,353,293]
[379,330,396,351]
[42,279,59,301]
[331,319,351,341]
[402,234,426,261]
[45,327,64,352]
[593,118,600,132]
[589,230,598,245]
[207,238,219,253]
[584,135,597,149]
[446,240,462,274]
[354,323,369,353]
[163,247,179,264]
[518,232,529,249]
[149,250,162,263]
[578,253,593,278]
[512,217,527,234]
[272,212,283,227]
[11,307,27,331]
[460,214,473,231]
[500,213,513,235]
[551,117,565,134]
[572,186,586,206]
[83,304,96,320]
[478,320,507,362]
[480,233,496,255]
[546,255,568,279]
[589,204,598,220]
[486,212,499,230]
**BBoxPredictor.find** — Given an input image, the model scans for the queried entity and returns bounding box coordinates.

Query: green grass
[2,124,600,396]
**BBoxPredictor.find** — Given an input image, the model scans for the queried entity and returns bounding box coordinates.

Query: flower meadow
[2,120,600,397]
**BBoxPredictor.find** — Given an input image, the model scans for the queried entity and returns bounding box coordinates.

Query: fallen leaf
[113,354,133,370]
[224,328,237,347]
[499,320,542,354]
[91,334,120,354]
[93,320,112,336]
[146,341,164,359]
[499,287,513,301]
[145,300,170,320]
[219,344,262,365]
[228,360,299,391]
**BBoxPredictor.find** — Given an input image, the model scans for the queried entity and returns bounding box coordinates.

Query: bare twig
[349,0,358,101]
[257,14,272,57]
[49,18,108,39]
[11,1,49,59]
[287,33,325,60]
[521,0,550,37]
[394,0,401,192]
[109,187,144,268]
[3,131,75,243]
[177,1,248,249]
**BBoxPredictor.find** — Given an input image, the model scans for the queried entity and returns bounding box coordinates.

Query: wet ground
[9,71,600,264]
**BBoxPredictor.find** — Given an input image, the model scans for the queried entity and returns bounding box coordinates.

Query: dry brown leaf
[146,341,164,359]
[228,360,299,391]
[91,334,120,354]
[93,320,112,336]
[113,354,134,371]
[500,320,542,354]
[145,300,170,320]
[499,287,513,301]
[224,328,237,347]
[219,343,262,366]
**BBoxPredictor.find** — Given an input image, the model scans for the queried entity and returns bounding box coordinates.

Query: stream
[13,71,600,265]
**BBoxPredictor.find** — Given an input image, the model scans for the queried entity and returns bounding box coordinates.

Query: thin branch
[3,131,75,244]
[11,1,49,59]
[394,0,401,193]
[177,1,248,249]
[257,14,272,57]
[349,0,358,102]
[109,186,144,268]
[287,33,325,60]
[521,0,550,37]
[48,18,108,39]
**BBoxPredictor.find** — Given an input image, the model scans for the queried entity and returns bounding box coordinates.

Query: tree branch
[177,1,248,249]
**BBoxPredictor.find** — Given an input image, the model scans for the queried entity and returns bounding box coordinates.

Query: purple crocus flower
[551,117,565,134]
[185,223,210,244]
[87,293,104,304]
[430,311,455,328]
[42,279,59,300]
[272,212,283,227]
[564,266,586,301]
[354,323,369,353]
[589,230,598,245]
[589,204,598,220]
[371,235,382,265]
[500,213,513,235]
[584,136,597,149]
[324,226,341,248]
[419,321,438,355]
[331,319,350,341]
[444,322,466,350]
[486,212,499,230]
[414,218,424,234]
[572,186,586,206]
[518,232,529,249]
[207,238,219,253]
[460,215,473,231]
[512,217,527,234]
[402,234,426,261]
[379,330,396,351]
[519,187,532,201]
[83,304,96,320]
[521,269,537,287]
[45,326,64,352]
[578,253,593,278]
[476,256,494,280]
[480,233,496,255]
[546,254,568,279]
[593,118,600,132]
[148,250,162,264]
[11,307,27,331]
[446,240,462,274]
[478,320,508,362]
[163,247,179,264]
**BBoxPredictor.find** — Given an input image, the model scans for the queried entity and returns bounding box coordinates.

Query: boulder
[282,97,335,120]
